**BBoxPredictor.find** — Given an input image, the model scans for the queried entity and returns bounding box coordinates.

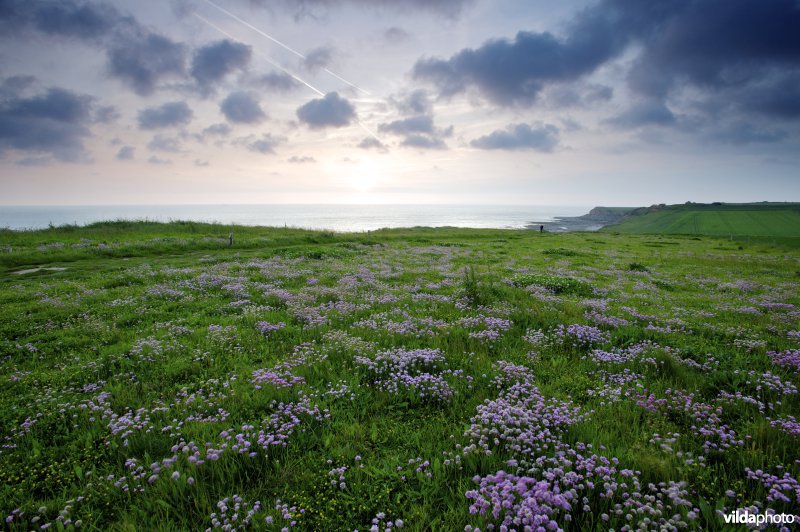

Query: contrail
[356,120,381,142]
[202,0,370,95]
[202,0,306,58]
[321,68,371,96]
[193,13,324,97]
[195,8,382,142]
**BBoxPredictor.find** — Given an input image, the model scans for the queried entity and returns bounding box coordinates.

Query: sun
[324,153,396,203]
[348,156,384,193]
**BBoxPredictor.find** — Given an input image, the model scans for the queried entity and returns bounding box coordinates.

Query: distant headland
[528,206,637,232]
[531,202,800,237]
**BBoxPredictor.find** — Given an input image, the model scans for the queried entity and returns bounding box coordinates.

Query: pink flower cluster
[768,349,800,372]
[354,348,463,402]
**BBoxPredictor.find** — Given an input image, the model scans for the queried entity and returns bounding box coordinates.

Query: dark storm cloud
[410,0,664,108]
[702,72,800,121]
[626,0,800,99]
[108,32,186,96]
[0,86,94,162]
[740,78,800,120]
[137,101,193,130]
[191,40,252,92]
[471,123,559,152]
[116,145,134,160]
[220,91,267,124]
[614,0,800,137]
[296,92,356,129]
[412,26,626,107]
[413,0,800,129]
[254,71,300,92]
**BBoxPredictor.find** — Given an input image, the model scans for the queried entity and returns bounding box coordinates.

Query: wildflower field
[1,223,799,530]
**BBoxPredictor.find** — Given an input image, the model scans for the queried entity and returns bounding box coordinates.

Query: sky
[0,0,799,206]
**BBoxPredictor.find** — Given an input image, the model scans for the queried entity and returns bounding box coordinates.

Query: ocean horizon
[0,204,592,232]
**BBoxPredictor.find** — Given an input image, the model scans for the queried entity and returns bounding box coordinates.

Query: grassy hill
[602,202,800,237]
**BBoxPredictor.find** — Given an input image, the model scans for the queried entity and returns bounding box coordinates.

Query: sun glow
[345,156,387,195]
[320,154,393,203]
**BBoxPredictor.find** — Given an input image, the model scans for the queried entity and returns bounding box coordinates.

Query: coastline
[526,217,606,232]
[528,206,632,232]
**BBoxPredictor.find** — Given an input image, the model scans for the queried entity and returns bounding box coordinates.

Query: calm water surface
[0,204,591,232]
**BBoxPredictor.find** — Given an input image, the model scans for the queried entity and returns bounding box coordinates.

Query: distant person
[228,232,233,246]
[540,225,544,233]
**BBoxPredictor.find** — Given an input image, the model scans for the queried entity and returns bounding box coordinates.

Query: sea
[0,204,591,232]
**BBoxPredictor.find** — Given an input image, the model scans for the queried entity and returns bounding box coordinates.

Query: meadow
[1,222,799,530]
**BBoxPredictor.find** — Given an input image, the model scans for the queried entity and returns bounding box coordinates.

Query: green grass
[512,273,593,296]
[0,222,798,530]
[603,202,800,237]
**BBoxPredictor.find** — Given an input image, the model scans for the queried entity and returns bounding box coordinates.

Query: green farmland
[603,203,800,238]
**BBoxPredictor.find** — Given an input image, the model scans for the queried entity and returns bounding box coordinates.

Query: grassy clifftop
[602,202,800,237]
[1,223,799,529]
